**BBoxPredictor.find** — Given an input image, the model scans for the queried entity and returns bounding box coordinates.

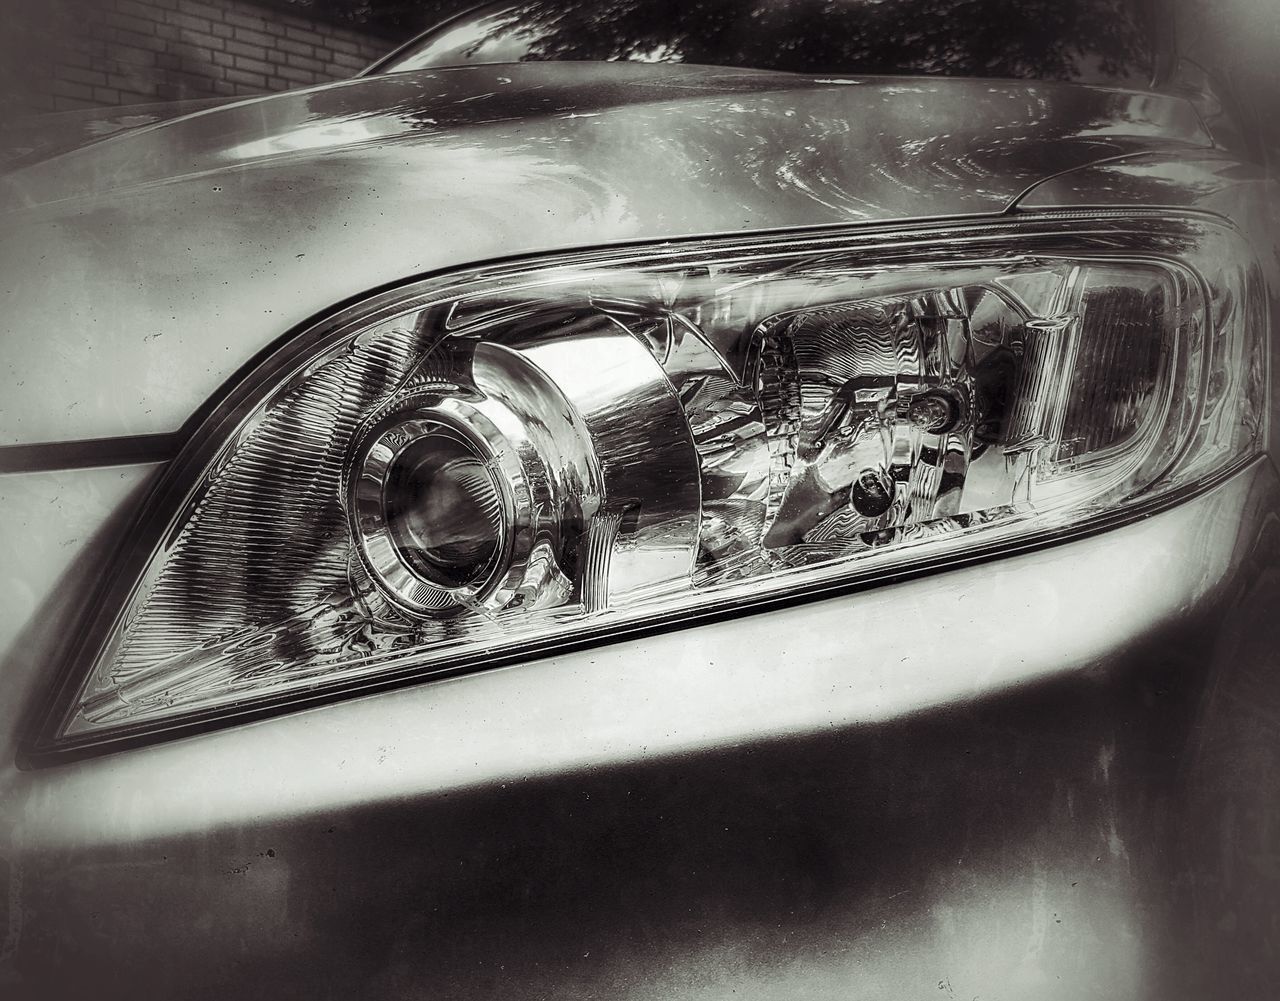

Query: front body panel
[1,63,1277,999]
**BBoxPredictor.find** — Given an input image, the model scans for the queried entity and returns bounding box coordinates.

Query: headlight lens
[365,418,507,595]
[42,213,1267,753]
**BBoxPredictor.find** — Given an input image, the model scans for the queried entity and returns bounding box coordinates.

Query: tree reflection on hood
[379,0,1157,86]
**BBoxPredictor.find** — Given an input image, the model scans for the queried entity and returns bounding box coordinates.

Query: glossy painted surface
[0,63,1209,448]
[1019,148,1277,213]
[0,97,239,172]
[1,56,1279,1001]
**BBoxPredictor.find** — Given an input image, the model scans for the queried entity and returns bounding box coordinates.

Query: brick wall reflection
[4,0,396,119]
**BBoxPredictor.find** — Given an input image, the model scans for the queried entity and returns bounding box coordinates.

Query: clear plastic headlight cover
[41,213,1267,752]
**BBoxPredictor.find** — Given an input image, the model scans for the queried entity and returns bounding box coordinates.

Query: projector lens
[384,429,504,589]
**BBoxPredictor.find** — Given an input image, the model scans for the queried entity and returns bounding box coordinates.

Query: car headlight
[35,212,1267,756]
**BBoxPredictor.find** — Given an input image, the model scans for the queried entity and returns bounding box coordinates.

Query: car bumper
[2,456,1279,999]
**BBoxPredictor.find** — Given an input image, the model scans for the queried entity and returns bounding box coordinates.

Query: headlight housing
[35,212,1267,756]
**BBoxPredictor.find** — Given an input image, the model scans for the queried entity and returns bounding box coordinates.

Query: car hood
[0,97,242,174]
[0,62,1209,449]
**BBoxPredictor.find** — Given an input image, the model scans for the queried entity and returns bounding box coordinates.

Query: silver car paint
[0,63,1208,448]
[2,62,1279,999]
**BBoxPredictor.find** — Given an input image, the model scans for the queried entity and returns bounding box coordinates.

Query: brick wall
[4,0,399,120]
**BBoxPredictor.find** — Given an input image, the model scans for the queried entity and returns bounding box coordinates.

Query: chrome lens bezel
[349,407,525,616]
